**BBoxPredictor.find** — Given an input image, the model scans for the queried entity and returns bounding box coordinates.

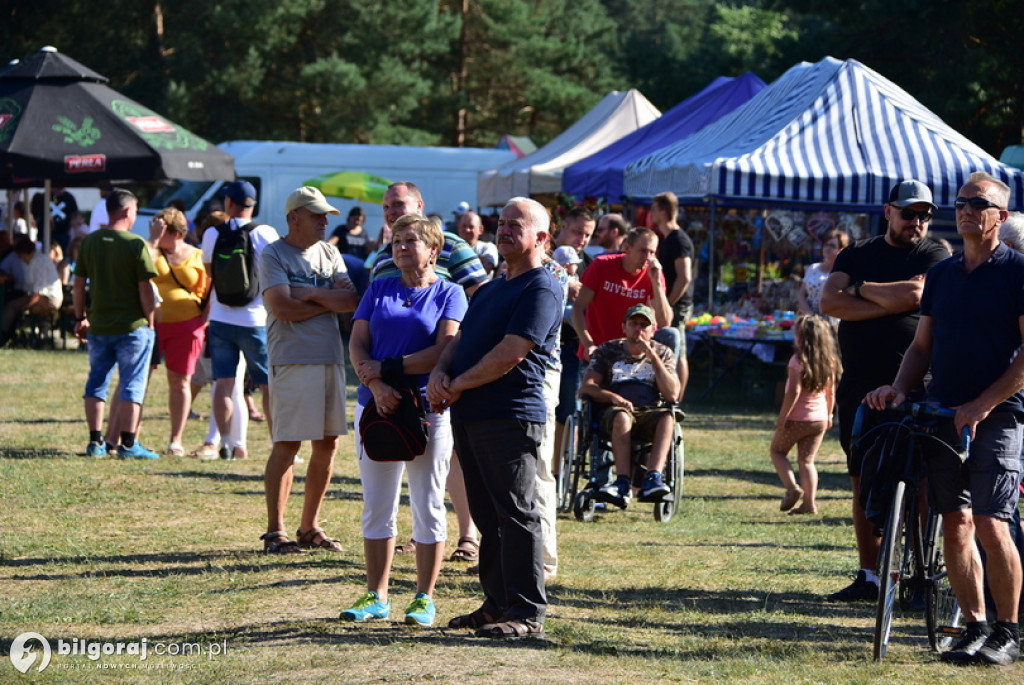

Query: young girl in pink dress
[770,315,841,514]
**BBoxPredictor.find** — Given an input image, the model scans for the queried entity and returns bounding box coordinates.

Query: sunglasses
[954,197,1004,211]
[893,206,933,222]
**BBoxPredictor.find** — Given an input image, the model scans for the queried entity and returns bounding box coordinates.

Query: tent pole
[43,179,52,254]
[707,197,716,312]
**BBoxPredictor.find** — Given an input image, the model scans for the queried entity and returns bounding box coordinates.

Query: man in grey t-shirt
[258,186,359,554]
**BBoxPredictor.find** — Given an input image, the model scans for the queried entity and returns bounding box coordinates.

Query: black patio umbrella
[0,46,235,187]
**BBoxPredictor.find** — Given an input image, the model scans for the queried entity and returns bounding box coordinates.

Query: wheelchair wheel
[573,490,596,523]
[653,422,684,523]
[556,414,578,513]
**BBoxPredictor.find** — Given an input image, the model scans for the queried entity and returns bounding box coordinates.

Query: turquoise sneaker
[118,443,160,460]
[404,593,436,627]
[85,441,108,457]
[340,591,391,622]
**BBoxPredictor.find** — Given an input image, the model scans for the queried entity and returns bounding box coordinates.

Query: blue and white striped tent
[624,56,1024,210]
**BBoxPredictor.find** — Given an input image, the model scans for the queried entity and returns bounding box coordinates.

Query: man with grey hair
[999,212,1024,251]
[428,196,561,640]
[259,187,359,554]
[866,172,1024,665]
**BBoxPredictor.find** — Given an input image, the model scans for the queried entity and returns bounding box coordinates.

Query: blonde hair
[391,213,443,251]
[156,207,188,236]
[793,314,842,393]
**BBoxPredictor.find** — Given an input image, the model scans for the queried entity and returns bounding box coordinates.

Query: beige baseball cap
[285,186,340,215]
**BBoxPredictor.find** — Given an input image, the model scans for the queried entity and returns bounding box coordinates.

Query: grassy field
[0,347,1008,683]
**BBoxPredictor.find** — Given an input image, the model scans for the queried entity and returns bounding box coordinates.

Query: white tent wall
[477,89,660,207]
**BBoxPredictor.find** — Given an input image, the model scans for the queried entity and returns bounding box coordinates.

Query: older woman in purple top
[343,213,468,627]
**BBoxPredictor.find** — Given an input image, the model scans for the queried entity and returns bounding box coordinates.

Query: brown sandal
[296,527,343,552]
[475,618,545,640]
[395,539,417,554]
[261,531,302,554]
[447,607,496,630]
[449,537,479,562]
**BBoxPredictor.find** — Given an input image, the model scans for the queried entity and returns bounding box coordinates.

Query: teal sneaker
[404,593,436,627]
[85,441,107,457]
[340,591,391,622]
[118,443,160,460]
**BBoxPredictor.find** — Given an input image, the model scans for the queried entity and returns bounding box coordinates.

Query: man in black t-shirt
[820,179,949,602]
[652,191,694,396]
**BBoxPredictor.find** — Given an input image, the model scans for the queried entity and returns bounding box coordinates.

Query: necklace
[399,277,436,307]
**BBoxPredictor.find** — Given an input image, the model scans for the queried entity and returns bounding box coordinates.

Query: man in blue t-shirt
[866,172,1024,666]
[428,196,561,640]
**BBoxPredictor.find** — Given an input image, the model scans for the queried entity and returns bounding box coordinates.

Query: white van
[133,140,516,239]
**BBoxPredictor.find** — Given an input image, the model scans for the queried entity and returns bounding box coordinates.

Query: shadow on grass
[684,467,850,493]
[0,446,73,459]
[551,584,876,626]
[2,549,364,581]
[162,470,362,489]
[0,620,563,659]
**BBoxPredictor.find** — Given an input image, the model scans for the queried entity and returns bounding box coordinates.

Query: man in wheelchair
[579,304,680,508]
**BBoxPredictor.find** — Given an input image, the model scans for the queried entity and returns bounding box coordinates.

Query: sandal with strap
[475,618,545,640]
[261,531,302,554]
[395,539,417,555]
[449,537,479,562]
[447,607,496,630]
[296,527,343,552]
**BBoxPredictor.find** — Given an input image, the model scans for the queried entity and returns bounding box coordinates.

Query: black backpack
[211,220,263,307]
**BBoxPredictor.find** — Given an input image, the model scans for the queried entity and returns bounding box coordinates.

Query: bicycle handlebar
[852,402,971,458]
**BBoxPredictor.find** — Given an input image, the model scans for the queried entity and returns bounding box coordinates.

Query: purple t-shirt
[353,276,468,405]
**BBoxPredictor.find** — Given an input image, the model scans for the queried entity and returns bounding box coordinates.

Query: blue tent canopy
[562,73,766,203]
[624,57,1024,211]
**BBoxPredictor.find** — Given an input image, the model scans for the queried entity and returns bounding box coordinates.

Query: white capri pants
[355,401,452,543]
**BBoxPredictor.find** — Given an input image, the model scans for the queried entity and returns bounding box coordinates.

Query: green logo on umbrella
[53,115,101,147]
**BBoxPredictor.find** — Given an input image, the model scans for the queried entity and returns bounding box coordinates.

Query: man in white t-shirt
[88,188,110,232]
[457,210,498,277]
[201,180,280,458]
[1,237,62,345]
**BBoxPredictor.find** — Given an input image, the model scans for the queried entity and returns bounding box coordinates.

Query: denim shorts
[927,410,1023,519]
[207,320,269,385]
[84,326,155,404]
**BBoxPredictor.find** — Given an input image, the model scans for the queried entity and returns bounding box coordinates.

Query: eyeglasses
[892,206,933,222]
[954,197,1004,211]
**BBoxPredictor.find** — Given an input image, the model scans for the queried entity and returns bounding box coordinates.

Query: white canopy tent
[478,89,660,207]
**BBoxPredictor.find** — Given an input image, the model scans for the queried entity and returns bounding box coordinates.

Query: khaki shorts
[599,405,673,443]
[268,363,347,442]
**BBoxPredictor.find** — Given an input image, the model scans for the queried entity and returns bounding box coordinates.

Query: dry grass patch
[0,348,1012,683]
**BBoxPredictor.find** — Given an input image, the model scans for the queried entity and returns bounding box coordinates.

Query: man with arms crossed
[820,179,948,601]
[259,187,359,553]
[866,172,1023,665]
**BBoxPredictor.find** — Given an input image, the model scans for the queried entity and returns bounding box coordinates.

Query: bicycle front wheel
[874,480,908,662]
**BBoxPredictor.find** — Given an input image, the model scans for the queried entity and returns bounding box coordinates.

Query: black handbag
[358,358,429,462]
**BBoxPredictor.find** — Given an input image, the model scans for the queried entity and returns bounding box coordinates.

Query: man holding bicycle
[866,172,1024,666]
[821,180,949,602]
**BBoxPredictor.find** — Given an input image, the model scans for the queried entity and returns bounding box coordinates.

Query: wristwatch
[853,282,863,299]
